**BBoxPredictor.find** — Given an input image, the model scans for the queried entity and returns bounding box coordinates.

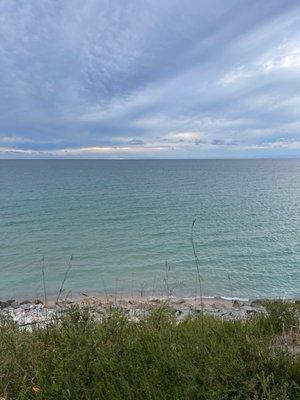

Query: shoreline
[1,291,298,329]
[3,287,296,305]
[0,292,285,328]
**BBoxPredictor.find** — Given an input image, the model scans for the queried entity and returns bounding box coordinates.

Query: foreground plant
[0,301,299,399]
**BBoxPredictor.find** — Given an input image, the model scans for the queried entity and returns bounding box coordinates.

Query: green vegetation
[0,301,299,400]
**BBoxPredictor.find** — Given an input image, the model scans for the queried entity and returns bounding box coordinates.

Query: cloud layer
[0,0,300,158]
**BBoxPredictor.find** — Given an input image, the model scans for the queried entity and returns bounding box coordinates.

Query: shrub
[0,305,299,399]
[256,300,299,335]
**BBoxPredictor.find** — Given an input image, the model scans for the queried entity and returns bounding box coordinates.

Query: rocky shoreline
[0,294,270,328]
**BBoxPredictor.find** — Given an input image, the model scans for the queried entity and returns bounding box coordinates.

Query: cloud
[0,135,32,144]
[0,0,299,158]
[126,139,145,145]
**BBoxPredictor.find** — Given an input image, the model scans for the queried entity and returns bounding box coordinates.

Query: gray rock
[172,298,186,305]
[35,303,44,312]
[20,303,31,311]
[0,301,9,309]
[243,306,257,314]
[149,298,161,304]
[0,299,15,308]
[128,308,143,322]
[218,308,232,316]
[211,302,224,309]
[176,307,191,320]
[230,309,244,319]
[11,301,19,309]
[20,300,31,306]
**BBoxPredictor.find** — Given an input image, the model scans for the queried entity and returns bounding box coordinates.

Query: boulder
[20,300,31,306]
[11,301,19,309]
[243,306,257,314]
[233,300,243,308]
[172,298,186,305]
[218,308,232,317]
[0,301,9,309]
[211,302,224,309]
[0,299,16,308]
[20,303,31,311]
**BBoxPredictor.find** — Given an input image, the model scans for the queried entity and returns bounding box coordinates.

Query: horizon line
[0,157,299,161]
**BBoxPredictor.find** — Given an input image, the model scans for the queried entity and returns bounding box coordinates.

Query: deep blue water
[0,159,299,300]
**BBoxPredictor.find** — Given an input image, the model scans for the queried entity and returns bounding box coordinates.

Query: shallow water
[0,159,299,299]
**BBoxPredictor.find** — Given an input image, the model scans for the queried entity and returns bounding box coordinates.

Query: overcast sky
[0,0,300,158]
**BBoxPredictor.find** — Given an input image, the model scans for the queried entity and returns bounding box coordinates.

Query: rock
[33,299,43,305]
[0,299,16,308]
[233,300,242,308]
[172,298,186,305]
[0,301,9,309]
[11,301,19,309]
[128,308,143,322]
[243,306,257,314]
[218,308,232,316]
[20,300,31,306]
[230,309,244,319]
[26,315,34,324]
[35,303,44,312]
[149,298,161,304]
[202,307,215,315]
[250,299,266,307]
[211,302,224,309]
[176,307,191,320]
[20,303,31,311]
[13,308,23,316]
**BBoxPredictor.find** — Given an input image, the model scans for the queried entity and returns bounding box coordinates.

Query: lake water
[0,159,299,300]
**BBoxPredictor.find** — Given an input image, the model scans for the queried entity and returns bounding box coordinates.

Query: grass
[0,301,299,399]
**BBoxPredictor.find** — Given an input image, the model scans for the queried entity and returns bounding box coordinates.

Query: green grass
[0,301,299,399]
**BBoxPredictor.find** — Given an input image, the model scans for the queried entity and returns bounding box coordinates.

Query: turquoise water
[0,159,299,300]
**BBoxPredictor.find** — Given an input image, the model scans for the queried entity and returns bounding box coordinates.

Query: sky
[0,0,300,159]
